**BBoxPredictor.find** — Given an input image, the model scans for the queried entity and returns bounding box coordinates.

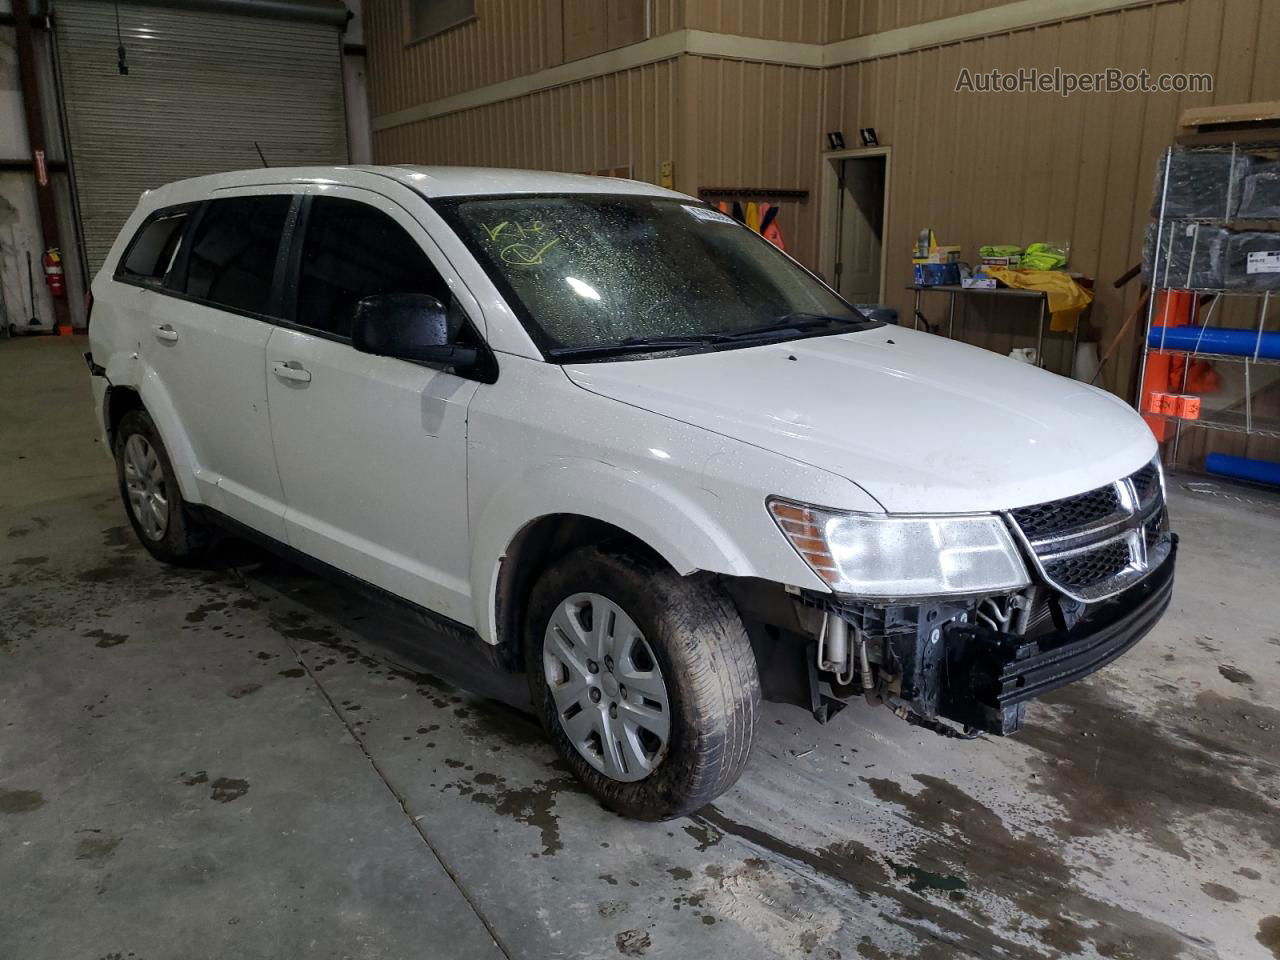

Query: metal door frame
[818,146,891,302]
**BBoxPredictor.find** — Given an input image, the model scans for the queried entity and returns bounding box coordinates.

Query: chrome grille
[1010,485,1123,538]
[1007,459,1172,602]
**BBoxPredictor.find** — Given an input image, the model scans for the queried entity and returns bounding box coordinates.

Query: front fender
[469,457,764,644]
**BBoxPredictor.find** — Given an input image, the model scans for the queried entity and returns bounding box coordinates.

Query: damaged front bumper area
[802,535,1177,737]
[740,460,1177,736]
[936,536,1176,734]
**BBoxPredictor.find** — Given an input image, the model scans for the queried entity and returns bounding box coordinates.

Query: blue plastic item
[914,263,961,287]
[1148,325,1280,359]
[1205,453,1280,487]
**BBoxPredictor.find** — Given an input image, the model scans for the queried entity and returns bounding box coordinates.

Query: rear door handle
[152,323,179,342]
[272,360,312,384]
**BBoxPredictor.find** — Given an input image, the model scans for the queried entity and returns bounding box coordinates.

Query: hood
[564,326,1156,514]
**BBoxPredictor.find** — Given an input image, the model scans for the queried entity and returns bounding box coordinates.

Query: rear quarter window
[177,194,293,317]
[116,207,191,283]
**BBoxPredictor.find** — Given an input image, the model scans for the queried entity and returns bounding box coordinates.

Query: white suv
[86,166,1175,819]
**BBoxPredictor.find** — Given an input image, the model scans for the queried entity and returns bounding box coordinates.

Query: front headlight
[768,498,1031,598]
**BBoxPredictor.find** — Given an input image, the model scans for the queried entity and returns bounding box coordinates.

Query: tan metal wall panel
[372,58,680,186]
[365,0,683,121]
[685,0,827,43]
[822,0,1279,412]
[826,0,1023,41]
[688,55,825,265]
[365,0,567,118]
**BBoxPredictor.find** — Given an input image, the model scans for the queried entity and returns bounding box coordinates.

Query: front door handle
[272,360,312,384]
[152,323,179,342]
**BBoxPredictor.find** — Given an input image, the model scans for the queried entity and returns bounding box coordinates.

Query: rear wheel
[113,409,209,564]
[525,545,759,820]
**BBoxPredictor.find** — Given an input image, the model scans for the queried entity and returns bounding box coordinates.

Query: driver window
[295,196,462,340]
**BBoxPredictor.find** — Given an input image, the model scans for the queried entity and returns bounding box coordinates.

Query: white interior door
[836,157,886,305]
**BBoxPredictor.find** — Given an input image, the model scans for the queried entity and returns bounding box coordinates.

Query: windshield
[435,194,874,360]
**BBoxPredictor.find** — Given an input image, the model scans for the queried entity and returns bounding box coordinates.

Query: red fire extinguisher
[43,247,66,299]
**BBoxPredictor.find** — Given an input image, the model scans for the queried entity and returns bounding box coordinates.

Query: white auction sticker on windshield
[683,204,737,225]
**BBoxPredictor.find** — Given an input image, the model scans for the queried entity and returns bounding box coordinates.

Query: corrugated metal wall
[365,0,563,118]
[682,0,1023,43]
[686,56,825,265]
[56,0,347,273]
[821,0,1278,401]
[365,0,682,121]
[684,0,827,43]
[826,0,1022,40]
[373,58,680,186]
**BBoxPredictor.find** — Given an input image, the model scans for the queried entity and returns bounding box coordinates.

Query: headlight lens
[768,498,1030,597]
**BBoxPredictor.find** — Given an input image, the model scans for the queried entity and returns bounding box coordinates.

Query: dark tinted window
[181,195,291,315]
[118,208,190,281]
[295,196,453,339]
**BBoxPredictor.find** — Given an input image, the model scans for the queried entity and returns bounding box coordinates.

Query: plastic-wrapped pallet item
[1222,231,1280,289]
[1142,222,1228,289]
[1238,161,1280,219]
[1150,148,1256,219]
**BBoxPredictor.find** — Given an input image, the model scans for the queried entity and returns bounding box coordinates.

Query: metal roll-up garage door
[54,0,349,273]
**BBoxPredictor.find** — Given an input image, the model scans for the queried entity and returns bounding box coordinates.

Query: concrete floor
[2,336,1279,960]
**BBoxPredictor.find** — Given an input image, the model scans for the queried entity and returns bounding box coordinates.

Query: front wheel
[525,545,760,820]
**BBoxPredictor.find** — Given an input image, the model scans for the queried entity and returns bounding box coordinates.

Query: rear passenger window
[118,209,190,282]
[294,196,452,339]
[181,195,291,316]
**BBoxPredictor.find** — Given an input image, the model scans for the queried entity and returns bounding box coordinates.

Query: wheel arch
[490,513,673,673]
[469,458,758,658]
[104,366,203,503]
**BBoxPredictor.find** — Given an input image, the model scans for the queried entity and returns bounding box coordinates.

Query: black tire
[525,545,760,820]
[113,408,210,564]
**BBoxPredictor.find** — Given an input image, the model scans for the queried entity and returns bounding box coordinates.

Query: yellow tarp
[983,268,1093,332]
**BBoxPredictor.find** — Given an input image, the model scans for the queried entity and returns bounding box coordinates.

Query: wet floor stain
[78,558,136,583]
[75,835,121,865]
[278,667,305,678]
[1200,881,1239,902]
[101,526,131,547]
[885,858,967,896]
[855,773,1197,958]
[1020,682,1280,860]
[0,788,45,813]
[226,683,261,699]
[210,778,249,803]
[447,769,577,856]
[1237,867,1262,880]
[179,771,208,786]
[185,601,228,623]
[6,516,50,538]
[11,555,48,566]
[683,819,722,852]
[84,628,128,648]
[615,929,651,956]
[1260,917,1280,960]
[1218,664,1254,684]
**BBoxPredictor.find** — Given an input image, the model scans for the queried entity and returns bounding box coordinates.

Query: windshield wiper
[546,333,727,360]
[718,312,865,341]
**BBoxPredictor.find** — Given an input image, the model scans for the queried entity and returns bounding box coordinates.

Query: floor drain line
[288,646,514,960]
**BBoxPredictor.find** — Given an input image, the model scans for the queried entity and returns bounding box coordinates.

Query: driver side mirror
[351,293,479,369]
